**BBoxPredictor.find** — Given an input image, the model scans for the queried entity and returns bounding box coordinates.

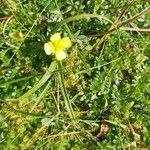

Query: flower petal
[55,50,67,60]
[50,33,61,44]
[60,37,72,49]
[44,42,55,55]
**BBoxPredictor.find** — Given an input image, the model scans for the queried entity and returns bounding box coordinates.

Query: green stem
[52,7,150,47]
[10,61,57,102]
[0,74,40,87]
[52,13,114,35]
[58,62,75,120]
[54,0,74,40]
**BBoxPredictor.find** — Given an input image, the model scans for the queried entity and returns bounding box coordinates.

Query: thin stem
[52,7,150,49]
[52,14,114,35]
[118,6,150,28]
[30,80,52,113]
[54,0,74,40]
[120,27,150,33]
[12,61,57,102]
[58,62,75,120]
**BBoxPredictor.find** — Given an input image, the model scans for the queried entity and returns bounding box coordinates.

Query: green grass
[0,0,150,149]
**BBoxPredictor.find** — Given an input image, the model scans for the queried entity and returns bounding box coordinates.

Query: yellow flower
[44,33,72,60]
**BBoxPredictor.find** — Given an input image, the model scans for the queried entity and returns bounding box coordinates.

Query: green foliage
[0,0,150,149]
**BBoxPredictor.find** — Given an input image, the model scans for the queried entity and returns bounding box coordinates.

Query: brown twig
[0,16,11,21]
[89,6,150,37]
[115,0,134,22]
[120,27,150,33]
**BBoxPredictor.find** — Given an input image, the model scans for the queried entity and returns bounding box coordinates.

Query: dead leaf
[96,122,110,139]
